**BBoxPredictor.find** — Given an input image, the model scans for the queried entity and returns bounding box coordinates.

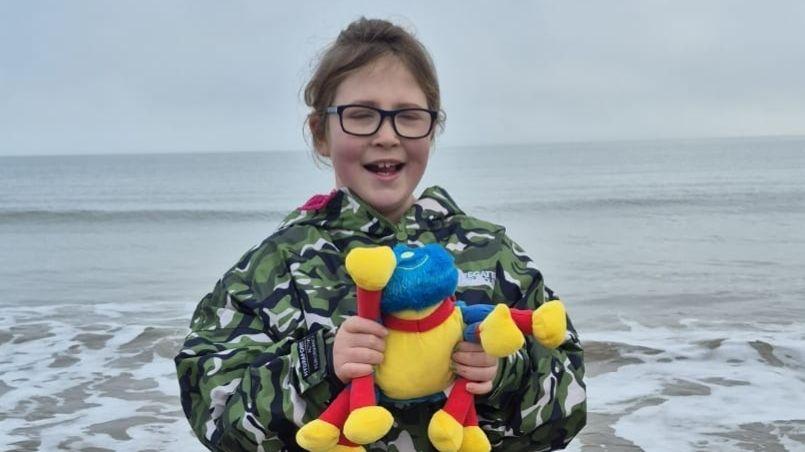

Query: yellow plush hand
[532,300,567,349]
[345,246,397,291]
[478,304,525,357]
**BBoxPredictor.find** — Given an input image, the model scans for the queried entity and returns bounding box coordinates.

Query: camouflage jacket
[175,186,586,452]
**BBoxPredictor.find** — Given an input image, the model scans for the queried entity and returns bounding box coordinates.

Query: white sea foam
[2,300,802,451]
[0,301,201,451]
[566,318,805,451]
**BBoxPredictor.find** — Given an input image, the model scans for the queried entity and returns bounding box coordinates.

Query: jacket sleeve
[477,234,586,451]
[174,240,343,451]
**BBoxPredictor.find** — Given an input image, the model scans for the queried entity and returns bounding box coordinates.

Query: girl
[175,17,586,451]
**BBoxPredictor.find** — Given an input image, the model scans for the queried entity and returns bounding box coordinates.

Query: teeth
[368,162,400,170]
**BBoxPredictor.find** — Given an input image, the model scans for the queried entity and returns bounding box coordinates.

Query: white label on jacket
[458,270,496,289]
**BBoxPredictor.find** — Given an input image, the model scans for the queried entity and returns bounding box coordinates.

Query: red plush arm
[350,287,381,410]
[509,308,534,335]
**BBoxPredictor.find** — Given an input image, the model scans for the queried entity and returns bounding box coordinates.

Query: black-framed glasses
[325,104,437,139]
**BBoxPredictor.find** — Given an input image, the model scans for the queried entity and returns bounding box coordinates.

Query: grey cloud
[1,1,804,155]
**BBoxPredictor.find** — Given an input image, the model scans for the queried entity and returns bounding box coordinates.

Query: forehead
[332,55,428,107]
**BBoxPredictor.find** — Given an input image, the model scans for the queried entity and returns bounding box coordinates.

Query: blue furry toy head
[381,244,458,314]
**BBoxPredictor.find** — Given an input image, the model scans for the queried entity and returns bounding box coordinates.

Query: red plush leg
[350,374,376,410]
[320,385,351,428]
[442,378,473,424]
[510,309,533,335]
[464,401,479,427]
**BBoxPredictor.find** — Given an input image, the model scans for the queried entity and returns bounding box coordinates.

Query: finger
[347,347,384,366]
[452,363,498,383]
[337,362,374,381]
[346,333,386,353]
[455,341,484,352]
[344,317,388,337]
[452,350,497,367]
[466,380,493,395]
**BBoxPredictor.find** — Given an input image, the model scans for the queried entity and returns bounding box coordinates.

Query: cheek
[326,129,364,161]
[408,141,432,166]
[331,140,363,163]
[329,138,366,180]
[331,158,361,179]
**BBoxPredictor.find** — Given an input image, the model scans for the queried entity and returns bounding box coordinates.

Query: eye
[343,106,378,120]
[348,112,374,119]
[397,111,427,122]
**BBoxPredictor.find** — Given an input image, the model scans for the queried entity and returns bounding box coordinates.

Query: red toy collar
[382,296,456,332]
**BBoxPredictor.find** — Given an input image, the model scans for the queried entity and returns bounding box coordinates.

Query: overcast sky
[2,1,804,156]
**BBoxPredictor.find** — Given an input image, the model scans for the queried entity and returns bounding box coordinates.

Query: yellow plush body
[375,307,464,400]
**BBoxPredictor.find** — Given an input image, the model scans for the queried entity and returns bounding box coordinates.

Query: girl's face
[314,55,432,223]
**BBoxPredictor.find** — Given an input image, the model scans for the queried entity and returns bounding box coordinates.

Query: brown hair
[304,17,444,157]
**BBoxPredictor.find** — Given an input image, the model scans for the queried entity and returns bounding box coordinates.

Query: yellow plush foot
[428,409,464,452]
[345,246,397,290]
[479,304,525,357]
[330,445,366,452]
[532,300,567,349]
[295,419,341,452]
[458,426,491,452]
[343,405,394,445]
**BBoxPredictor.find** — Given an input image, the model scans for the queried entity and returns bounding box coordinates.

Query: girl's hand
[332,316,388,384]
[452,341,499,395]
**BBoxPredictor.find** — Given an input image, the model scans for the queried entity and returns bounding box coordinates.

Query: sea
[1,137,804,451]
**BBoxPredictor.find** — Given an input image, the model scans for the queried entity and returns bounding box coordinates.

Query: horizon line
[2,133,804,158]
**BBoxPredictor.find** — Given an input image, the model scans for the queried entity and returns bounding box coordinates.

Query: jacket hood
[277,186,465,239]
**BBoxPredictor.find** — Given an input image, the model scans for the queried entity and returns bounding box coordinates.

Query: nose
[372,115,400,147]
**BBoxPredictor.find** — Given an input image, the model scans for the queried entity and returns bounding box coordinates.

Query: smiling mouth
[364,162,405,176]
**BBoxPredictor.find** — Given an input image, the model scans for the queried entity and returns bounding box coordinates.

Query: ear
[309,114,330,157]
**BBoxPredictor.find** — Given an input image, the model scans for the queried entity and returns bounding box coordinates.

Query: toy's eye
[400,251,415,260]
[397,252,429,270]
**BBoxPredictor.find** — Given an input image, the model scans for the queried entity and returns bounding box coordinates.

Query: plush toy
[296,244,567,452]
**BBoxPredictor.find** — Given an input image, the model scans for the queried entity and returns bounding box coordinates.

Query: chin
[364,190,407,210]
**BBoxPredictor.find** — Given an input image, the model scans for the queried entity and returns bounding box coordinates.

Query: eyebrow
[347,100,428,109]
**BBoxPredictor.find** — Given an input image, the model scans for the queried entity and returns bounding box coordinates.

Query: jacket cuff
[324,328,346,392]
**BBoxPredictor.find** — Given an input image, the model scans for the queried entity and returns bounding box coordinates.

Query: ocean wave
[472,190,805,214]
[0,208,289,224]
